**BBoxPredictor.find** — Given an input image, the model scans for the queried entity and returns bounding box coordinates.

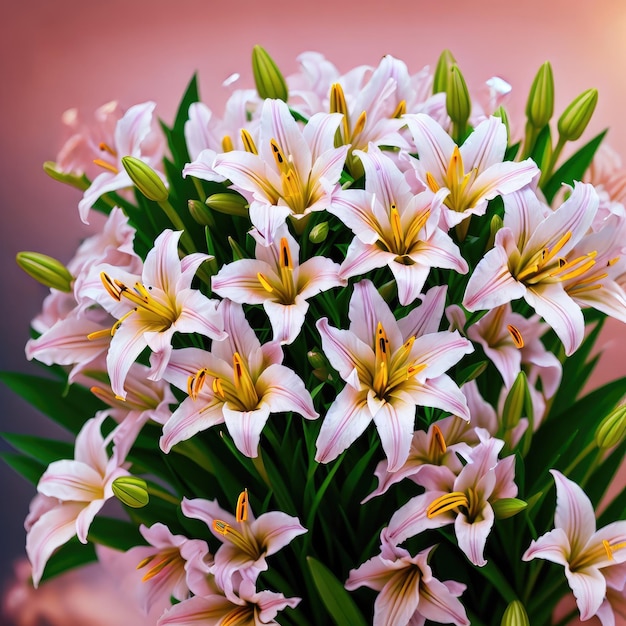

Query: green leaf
[542,129,607,203]
[88,517,144,551]
[306,556,367,626]
[0,451,46,484]
[162,73,200,168]
[0,372,104,434]
[2,432,74,464]
[39,537,97,584]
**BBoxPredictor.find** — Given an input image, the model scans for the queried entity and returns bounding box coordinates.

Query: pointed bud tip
[558,88,598,141]
[252,45,288,101]
[121,156,168,202]
[16,251,73,292]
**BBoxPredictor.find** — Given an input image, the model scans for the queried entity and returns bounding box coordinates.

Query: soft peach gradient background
[1,0,625,622]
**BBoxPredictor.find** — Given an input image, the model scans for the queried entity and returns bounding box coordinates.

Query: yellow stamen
[373,322,390,395]
[280,237,294,270]
[212,377,225,399]
[330,82,350,143]
[101,271,122,300]
[426,491,469,518]
[140,554,177,582]
[425,172,440,194]
[212,519,257,559]
[403,209,431,247]
[222,607,251,626]
[270,139,289,172]
[542,231,572,265]
[608,256,620,266]
[87,328,112,341]
[257,272,274,293]
[232,352,259,408]
[236,488,249,523]
[136,555,155,570]
[222,135,234,152]
[98,142,117,157]
[93,158,119,174]
[603,539,626,561]
[432,424,447,453]
[353,111,367,137]
[392,100,406,119]
[188,368,208,400]
[240,128,258,155]
[390,205,404,252]
[110,308,136,336]
[406,362,428,379]
[507,324,524,349]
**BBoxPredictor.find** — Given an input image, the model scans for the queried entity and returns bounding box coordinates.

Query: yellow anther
[507,324,524,349]
[240,128,258,155]
[257,272,274,293]
[432,424,447,453]
[608,256,620,267]
[213,519,229,535]
[93,158,119,174]
[542,231,572,265]
[221,135,234,152]
[329,82,350,143]
[222,607,251,626]
[390,205,404,252]
[353,110,367,137]
[392,100,406,119]
[603,538,626,561]
[86,328,112,341]
[279,237,294,270]
[140,553,177,582]
[136,555,155,570]
[270,139,289,171]
[188,368,207,400]
[426,491,470,518]
[98,142,117,157]
[425,171,441,193]
[236,488,249,523]
[101,271,123,301]
[212,377,225,399]
[406,362,428,379]
[233,352,259,408]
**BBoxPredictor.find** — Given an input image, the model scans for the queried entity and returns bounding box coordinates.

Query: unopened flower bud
[205,192,249,217]
[252,45,288,101]
[188,199,214,225]
[487,214,504,250]
[309,222,329,243]
[121,156,169,202]
[492,497,528,520]
[112,476,149,508]
[558,88,598,141]
[16,251,73,292]
[446,65,471,130]
[526,62,554,129]
[502,371,530,431]
[43,161,90,190]
[493,106,510,140]
[595,403,626,449]
[307,349,326,370]
[433,49,457,94]
[501,600,530,626]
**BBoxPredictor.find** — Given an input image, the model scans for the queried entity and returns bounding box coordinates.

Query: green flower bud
[492,497,528,520]
[446,65,471,130]
[526,62,554,129]
[252,45,288,102]
[487,214,504,250]
[501,600,530,626]
[309,221,329,244]
[595,403,626,449]
[205,192,249,217]
[121,156,169,202]
[16,251,73,292]
[558,88,598,141]
[493,106,510,140]
[112,476,149,508]
[433,49,457,94]
[43,161,90,190]
[188,199,214,225]
[307,349,326,370]
[502,371,530,431]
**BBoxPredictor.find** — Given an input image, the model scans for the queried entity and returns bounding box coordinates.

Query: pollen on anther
[507,324,524,349]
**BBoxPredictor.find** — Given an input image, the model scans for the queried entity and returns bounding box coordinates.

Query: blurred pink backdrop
[2,0,626,623]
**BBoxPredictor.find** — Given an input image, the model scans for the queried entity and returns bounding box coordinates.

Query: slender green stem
[157,199,196,252]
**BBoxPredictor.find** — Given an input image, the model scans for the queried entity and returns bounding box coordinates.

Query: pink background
[1,0,625,622]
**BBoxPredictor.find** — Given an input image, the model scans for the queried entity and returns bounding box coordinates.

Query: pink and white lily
[523,470,626,622]
[26,414,130,587]
[329,146,468,304]
[78,102,165,223]
[182,492,306,599]
[159,300,317,457]
[345,543,469,626]
[212,98,348,242]
[404,114,539,228]
[98,229,225,399]
[212,224,345,344]
[463,183,600,355]
[315,279,473,472]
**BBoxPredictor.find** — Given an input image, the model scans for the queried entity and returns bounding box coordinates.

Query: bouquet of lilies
[4,46,626,626]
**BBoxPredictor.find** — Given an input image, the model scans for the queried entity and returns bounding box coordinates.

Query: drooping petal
[372,396,416,472]
[222,404,271,458]
[256,363,318,419]
[565,566,607,622]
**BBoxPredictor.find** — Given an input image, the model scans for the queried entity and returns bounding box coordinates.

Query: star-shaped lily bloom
[328,145,468,305]
[78,101,165,223]
[315,279,473,472]
[404,113,539,229]
[26,414,129,587]
[463,183,599,356]
[523,470,626,622]
[212,225,345,344]
[346,543,469,626]
[182,491,307,600]
[384,433,517,567]
[159,300,318,457]
[212,98,348,242]
[158,579,300,626]
[98,229,226,399]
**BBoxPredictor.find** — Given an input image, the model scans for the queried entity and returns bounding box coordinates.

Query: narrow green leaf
[39,537,97,584]
[306,556,367,626]
[88,517,144,551]
[2,432,73,464]
[0,451,46,484]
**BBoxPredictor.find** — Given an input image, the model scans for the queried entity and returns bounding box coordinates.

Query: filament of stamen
[390,205,404,252]
[212,520,258,559]
[140,553,178,582]
[603,539,626,561]
[93,158,119,174]
[257,272,274,293]
[98,142,117,157]
[426,491,469,518]
[222,607,252,626]
[542,231,572,265]
[403,209,431,246]
[232,353,259,408]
